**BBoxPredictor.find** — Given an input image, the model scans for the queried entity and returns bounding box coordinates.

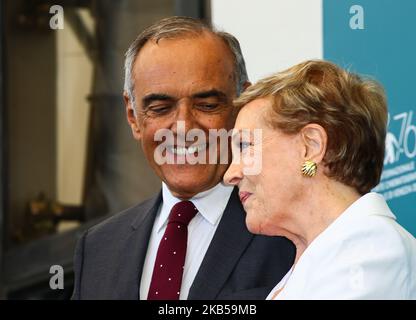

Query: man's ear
[300,124,327,164]
[123,91,141,140]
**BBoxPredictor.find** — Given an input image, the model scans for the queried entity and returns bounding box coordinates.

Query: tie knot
[168,201,198,226]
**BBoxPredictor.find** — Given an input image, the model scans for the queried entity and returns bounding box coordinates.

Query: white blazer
[267,193,416,300]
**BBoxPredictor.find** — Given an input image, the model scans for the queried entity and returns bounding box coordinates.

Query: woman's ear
[300,123,327,164]
[123,91,141,140]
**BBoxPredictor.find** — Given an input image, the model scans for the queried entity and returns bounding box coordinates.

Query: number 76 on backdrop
[385,111,416,166]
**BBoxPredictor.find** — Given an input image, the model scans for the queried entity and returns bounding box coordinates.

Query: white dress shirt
[140,182,234,300]
[267,192,416,300]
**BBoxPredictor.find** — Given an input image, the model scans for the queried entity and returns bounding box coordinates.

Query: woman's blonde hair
[234,60,387,194]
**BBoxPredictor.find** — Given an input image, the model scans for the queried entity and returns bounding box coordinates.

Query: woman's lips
[239,191,252,204]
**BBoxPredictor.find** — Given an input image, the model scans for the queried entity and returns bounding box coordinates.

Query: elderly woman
[224,60,416,299]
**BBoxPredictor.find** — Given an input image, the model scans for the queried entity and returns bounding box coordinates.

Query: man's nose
[171,100,196,134]
[223,161,243,186]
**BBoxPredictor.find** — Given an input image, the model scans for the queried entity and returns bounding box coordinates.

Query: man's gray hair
[123,16,249,106]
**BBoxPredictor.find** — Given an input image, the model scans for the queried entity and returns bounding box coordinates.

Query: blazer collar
[131,191,162,230]
[129,191,162,299]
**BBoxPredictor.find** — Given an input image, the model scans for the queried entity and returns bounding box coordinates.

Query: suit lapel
[188,187,254,299]
[128,191,162,299]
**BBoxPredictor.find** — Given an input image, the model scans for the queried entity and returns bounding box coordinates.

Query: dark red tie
[147,201,198,300]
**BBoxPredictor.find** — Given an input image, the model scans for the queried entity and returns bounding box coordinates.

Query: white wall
[211,0,323,82]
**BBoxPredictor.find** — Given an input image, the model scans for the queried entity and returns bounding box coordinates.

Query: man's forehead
[135,32,233,68]
[134,71,229,95]
[132,34,235,97]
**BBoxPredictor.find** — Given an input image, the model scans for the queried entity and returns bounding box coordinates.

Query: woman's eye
[239,141,252,151]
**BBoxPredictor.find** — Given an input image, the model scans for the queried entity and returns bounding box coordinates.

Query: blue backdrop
[323,0,416,235]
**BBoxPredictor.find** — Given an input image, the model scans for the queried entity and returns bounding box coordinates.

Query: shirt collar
[311,192,396,240]
[293,192,396,269]
[155,182,234,233]
[341,192,396,220]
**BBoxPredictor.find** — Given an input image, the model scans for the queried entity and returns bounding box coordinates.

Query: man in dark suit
[72,16,295,300]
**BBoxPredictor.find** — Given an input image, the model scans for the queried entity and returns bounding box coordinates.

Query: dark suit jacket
[72,187,295,299]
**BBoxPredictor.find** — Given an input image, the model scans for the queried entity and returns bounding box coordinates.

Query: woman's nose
[223,162,243,186]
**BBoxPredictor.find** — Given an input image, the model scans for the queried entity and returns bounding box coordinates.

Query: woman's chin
[246,218,279,237]
[245,218,263,235]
